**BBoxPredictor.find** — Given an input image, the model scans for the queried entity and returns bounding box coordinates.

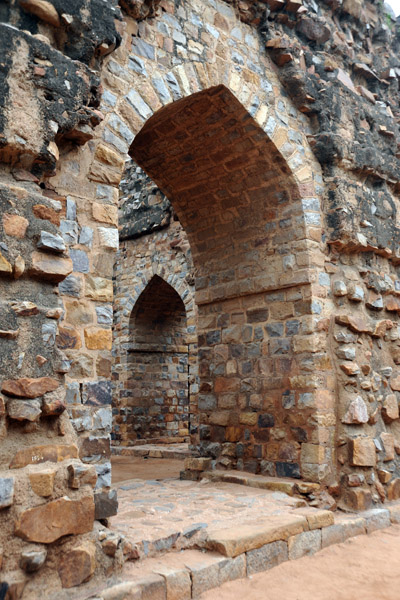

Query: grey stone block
[363,509,391,533]
[0,477,14,508]
[288,529,321,560]
[247,540,288,575]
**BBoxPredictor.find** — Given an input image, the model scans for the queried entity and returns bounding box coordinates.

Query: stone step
[111,444,191,460]
[88,504,400,600]
[202,469,320,496]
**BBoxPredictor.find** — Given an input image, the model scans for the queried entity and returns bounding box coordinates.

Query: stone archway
[127,85,332,482]
[126,274,191,443]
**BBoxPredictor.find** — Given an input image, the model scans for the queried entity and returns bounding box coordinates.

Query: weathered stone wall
[0,1,126,596]
[1,0,400,594]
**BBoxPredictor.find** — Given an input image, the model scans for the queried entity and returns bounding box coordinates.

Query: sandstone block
[20,549,47,573]
[92,202,118,226]
[206,514,307,557]
[293,508,334,530]
[10,444,78,468]
[0,477,14,509]
[154,566,192,600]
[80,436,110,459]
[184,457,212,471]
[41,396,66,416]
[58,542,96,588]
[68,462,97,489]
[20,0,60,26]
[377,469,391,484]
[300,443,325,464]
[381,432,395,461]
[30,252,73,282]
[345,488,372,511]
[33,204,60,226]
[7,399,42,422]
[388,504,400,523]
[29,469,56,497]
[95,143,125,169]
[101,582,141,599]
[287,529,321,560]
[15,496,94,543]
[56,325,82,350]
[387,478,400,501]
[85,275,113,302]
[0,252,12,274]
[2,377,59,399]
[3,213,29,238]
[382,394,399,423]
[246,540,287,575]
[349,438,376,467]
[84,327,112,350]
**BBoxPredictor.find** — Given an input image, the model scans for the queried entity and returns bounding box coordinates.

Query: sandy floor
[201,524,400,600]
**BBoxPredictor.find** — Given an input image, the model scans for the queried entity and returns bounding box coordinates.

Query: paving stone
[206,514,307,557]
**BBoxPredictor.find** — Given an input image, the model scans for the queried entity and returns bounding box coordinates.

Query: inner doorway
[127,274,190,444]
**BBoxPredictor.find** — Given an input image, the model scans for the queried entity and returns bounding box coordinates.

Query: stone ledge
[202,469,320,496]
[91,501,400,599]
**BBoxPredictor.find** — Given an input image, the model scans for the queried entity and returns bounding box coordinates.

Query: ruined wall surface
[0,1,130,597]
[1,0,400,595]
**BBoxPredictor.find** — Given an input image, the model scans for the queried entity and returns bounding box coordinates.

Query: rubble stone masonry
[0,0,400,595]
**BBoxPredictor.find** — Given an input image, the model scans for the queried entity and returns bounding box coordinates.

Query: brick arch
[129,85,319,303]
[123,84,333,483]
[122,266,196,335]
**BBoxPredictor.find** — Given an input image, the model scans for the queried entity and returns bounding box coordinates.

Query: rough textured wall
[1,0,400,594]
[0,1,128,597]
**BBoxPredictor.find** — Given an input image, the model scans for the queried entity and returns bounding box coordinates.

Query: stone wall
[1,0,400,595]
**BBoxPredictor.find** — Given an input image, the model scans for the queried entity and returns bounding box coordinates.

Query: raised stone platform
[87,504,400,600]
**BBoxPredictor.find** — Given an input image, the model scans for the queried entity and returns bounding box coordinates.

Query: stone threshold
[111,444,191,460]
[85,502,400,599]
[202,469,319,497]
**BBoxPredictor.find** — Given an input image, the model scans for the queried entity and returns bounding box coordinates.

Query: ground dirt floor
[202,524,400,600]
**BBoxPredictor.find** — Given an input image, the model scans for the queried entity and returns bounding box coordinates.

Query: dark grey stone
[59,274,82,297]
[258,413,275,428]
[20,550,47,573]
[82,381,112,406]
[37,231,66,252]
[94,489,118,520]
[0,477,14,508]
[96,305,113,325]
[276,462,301,479]
[70,249,89,273]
